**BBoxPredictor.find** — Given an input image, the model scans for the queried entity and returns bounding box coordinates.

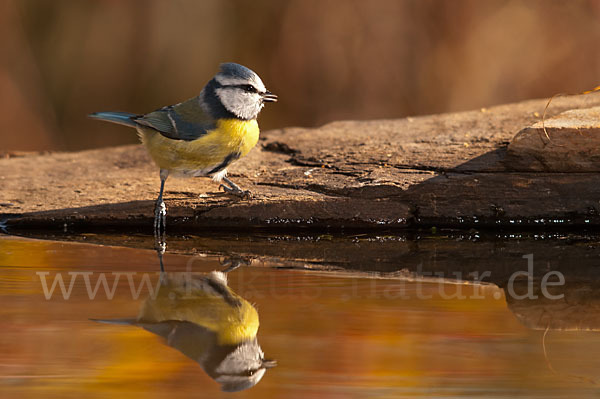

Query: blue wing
[90,96,216,141]
[133,96,216,141]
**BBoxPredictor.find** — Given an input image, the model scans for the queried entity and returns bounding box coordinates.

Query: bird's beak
[261,358,277,369]
[262,91,278,102]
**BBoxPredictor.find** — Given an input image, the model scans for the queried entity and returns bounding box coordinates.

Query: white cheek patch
[215,88,263,120]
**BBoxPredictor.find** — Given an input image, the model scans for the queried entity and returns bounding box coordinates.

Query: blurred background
[1,0,599,151]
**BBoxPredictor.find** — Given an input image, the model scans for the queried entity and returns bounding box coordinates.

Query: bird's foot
[219,184,252,200]
[153,199,167,238]
[153,202,167,274]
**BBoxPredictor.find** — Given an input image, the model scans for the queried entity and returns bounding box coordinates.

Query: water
[1,233,599,398]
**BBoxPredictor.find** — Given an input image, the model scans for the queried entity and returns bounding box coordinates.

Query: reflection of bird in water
[94,271,275,392]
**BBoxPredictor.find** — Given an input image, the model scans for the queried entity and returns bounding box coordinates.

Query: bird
[89,63,277,237]
[93,271,276,392]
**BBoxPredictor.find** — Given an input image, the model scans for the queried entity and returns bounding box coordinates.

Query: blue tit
[93,271,276,392]
[89,63,277,235]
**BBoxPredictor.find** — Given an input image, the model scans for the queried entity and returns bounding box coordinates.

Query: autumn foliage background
[2,0,600,151]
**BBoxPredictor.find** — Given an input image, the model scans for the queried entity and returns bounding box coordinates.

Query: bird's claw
[219,184,252,200]
[153,200,167,272]
[153,200,167,237]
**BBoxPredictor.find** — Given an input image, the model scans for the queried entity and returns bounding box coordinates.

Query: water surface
[0,234,599,398]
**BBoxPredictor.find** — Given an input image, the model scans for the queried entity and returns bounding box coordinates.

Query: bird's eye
[243,85,256,93]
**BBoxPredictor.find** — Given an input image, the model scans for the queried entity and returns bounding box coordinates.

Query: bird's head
[206,63,277,120]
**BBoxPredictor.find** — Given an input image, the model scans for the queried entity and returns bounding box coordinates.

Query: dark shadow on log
[398,147,600,228]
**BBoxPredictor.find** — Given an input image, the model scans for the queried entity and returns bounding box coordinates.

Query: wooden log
[2,94,600,231]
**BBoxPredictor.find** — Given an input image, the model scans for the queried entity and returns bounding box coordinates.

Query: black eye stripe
[228,84,258,93]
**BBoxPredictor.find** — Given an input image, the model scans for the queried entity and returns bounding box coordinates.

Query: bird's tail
[89,111,138,127]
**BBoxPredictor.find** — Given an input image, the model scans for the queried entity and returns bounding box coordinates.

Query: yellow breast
[138,119,260,174]
[215,119,260,157]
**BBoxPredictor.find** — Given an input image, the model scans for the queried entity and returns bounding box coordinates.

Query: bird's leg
[219,176,252,199]
[154,169,169,244]
[154,170,169,276]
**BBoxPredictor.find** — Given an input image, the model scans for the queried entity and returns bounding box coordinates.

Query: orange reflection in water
[0,236,599,398]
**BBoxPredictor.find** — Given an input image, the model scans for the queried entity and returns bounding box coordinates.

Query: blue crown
[219,63,257,80]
